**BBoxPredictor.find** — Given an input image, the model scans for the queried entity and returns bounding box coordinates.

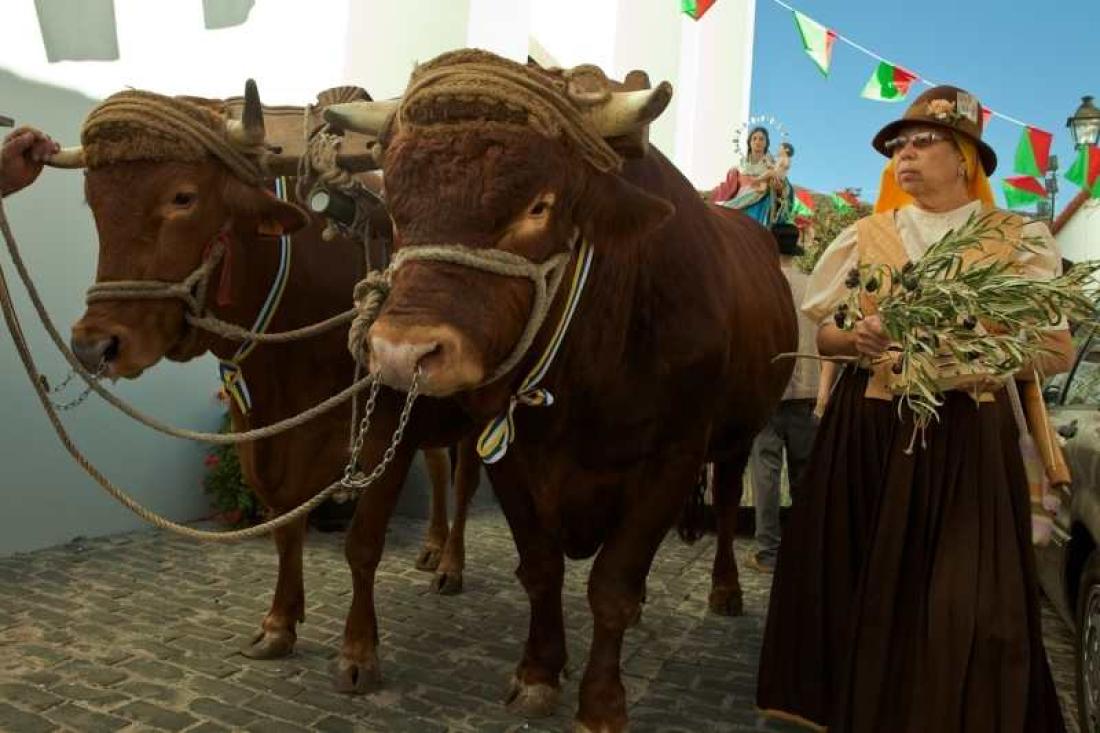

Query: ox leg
[576,447,704,733]
[708,445,751,616]
[432,438,480,595]
[415,447,451,572]
[491,464,566,719]
[335,436,417,694]
[243,515,308,659]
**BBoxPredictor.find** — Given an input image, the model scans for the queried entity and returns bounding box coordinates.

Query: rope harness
[0,89,417,540]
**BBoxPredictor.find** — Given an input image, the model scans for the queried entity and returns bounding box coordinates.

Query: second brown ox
[327,51,797,732]
[54,84,480,676]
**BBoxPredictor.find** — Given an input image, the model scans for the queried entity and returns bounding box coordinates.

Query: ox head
[55,82,310,378]
[325,52,675,400]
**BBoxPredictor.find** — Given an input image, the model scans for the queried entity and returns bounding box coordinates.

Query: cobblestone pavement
[0,509,1079,732]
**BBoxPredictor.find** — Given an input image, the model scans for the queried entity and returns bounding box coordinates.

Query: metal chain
[48,360,106,411]
[341,368,421,492]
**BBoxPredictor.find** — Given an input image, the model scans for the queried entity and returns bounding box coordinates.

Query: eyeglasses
[882,131,949,155]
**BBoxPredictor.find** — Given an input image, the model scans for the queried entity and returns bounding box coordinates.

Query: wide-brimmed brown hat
[872,85,997,175]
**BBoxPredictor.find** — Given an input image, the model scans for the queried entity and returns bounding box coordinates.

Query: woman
[712,126,794,227]
[756,85,1069,732]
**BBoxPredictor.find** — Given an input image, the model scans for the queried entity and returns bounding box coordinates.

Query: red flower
[204,454,220,469]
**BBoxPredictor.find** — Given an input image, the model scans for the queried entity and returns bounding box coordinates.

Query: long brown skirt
[756,368,1065,732]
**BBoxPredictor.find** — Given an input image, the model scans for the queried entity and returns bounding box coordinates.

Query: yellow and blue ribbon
[218,176,293,414]
[477,238,594,464]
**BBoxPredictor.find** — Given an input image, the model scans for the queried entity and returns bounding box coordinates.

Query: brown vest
[855,207,1024,401]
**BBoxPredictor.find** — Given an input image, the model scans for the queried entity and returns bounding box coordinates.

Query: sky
[748,0,1097,214]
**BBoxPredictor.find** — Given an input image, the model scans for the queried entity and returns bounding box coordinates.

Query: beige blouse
[802,200,1064,326]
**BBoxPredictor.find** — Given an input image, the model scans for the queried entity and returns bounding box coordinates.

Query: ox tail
[676,464,710,544]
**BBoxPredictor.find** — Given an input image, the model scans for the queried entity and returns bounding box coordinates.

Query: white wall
[1057,198,1100,264]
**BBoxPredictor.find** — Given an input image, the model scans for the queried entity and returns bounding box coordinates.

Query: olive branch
[833,211,1100,431]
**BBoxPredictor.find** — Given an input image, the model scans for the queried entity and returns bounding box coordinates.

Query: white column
[609,0,683,160]
[529,0,617,73]
[673,0,755,189]
[343,0,472,100]
[467,0,531,62]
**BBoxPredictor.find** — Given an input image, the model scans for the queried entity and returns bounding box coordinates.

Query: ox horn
[226,78,265,148]
[46,147,86,169]
[323,99,400,137]
[586,82,674,137]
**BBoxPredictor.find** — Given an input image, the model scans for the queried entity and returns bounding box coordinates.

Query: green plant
[834,211,1100,432]
[796,193,872,274]
[202,413,260,527]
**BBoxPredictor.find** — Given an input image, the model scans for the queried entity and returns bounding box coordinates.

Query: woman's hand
[1,127,58,197]
[852,315,891,359]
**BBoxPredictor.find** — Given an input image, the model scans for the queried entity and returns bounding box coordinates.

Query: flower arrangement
[834,211,1100,430]
[926,99,963,125]
[202,392,261,527]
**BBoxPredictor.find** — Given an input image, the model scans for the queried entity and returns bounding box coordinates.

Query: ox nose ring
[71,335,119,372]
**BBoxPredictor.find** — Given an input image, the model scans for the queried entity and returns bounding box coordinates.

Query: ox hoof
[572,721,623,733]
[430,570,464,595]
[241,628,295,660]
[708,587,744,617]
[333,656,382,694]
[504,675,560,718]
[415,546,443,572]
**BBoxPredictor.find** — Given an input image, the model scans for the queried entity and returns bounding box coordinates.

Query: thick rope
[82,91,265,185]
[397,49,623,173]
[0,201,373,444]
[0,197,420,540]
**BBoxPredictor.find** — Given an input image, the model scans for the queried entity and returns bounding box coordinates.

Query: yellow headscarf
[874,133,995,213]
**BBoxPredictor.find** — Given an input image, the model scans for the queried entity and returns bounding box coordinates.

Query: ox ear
[578,172,674,245]
[252,191,310,238]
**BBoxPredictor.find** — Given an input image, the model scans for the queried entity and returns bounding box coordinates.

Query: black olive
[834,311,847,328]
[865,277,880,293]
[962,315,977,330]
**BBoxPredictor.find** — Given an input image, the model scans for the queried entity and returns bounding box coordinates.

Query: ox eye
[528,196,554,217]
[172,191,197,207]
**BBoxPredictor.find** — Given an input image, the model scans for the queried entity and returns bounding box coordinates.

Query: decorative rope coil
[396,49,623,174]
[81,90,265,185]
[348,269,392,365]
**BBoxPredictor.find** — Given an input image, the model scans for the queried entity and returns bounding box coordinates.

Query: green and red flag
[792,11,837,76]
[1066,144,1100,197]
[792,189,816,218]
[1013,126,1054,176]
[831,190,859,211]
[860,62,918,102]
[681,0,717,20]
[1002,176,1047,208]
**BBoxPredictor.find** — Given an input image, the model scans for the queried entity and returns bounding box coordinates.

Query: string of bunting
[683,0,1099,201]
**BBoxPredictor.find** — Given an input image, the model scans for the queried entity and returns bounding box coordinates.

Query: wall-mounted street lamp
[1067,95,1100,149]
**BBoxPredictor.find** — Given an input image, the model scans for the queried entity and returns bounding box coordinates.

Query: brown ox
[328,51,797,731]
[55,85,478,669]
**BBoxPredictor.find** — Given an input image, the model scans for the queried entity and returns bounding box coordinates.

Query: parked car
[1038,326,1100,733]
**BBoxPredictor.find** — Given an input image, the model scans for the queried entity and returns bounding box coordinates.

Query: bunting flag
[1002,176,1047,208]
[860,62,918,102]
[982,107,992,128]
[681,0,718,20]
[792,189,816,217]
[792,11,837,76]
[1014,126,1054,177]
[1066,144,1100,197]
[831,190,859,211]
